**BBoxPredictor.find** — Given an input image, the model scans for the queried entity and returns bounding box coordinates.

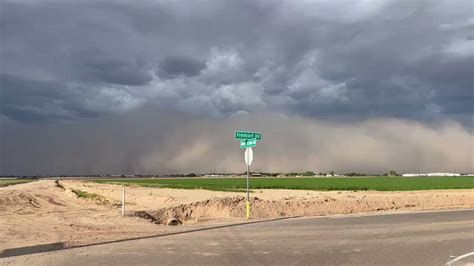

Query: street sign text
[240,138,257,149]
[235,131,262,141]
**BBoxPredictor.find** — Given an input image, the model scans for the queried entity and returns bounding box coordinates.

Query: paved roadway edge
[1,208,473,259]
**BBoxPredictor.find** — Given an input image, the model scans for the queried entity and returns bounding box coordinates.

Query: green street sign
[240,138,257,149]
[235,131,262,141]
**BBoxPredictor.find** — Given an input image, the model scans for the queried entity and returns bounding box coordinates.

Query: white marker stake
[121,186,125,216]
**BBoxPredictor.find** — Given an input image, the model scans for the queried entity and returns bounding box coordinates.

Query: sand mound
[146,196,249,224]
[0,180,177,252]
[130,191,474,225]
[0,181,75,215]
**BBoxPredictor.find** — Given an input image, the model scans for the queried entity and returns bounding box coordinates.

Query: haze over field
[1,0,473,175]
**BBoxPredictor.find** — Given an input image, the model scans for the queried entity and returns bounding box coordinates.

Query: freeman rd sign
[235,131,262,141]
[234,130,261,220]
[240,138,257,149]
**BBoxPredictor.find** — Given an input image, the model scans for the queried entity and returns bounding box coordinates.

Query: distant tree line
[1,170,406,179]
[344,172,366,176]
[383,170,400,176]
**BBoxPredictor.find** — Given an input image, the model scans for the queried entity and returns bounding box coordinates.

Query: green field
[93,176,474,192]
[0,179,35,187]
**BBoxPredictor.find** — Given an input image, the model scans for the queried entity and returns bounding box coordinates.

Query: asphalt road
[2,210,473,265]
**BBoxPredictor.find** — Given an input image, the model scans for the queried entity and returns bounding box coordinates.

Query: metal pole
[246,163,250,219]
[122,186,125,216]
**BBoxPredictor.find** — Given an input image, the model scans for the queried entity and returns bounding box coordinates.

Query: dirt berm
[132,193,474,225]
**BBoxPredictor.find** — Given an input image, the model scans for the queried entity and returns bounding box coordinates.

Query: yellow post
[246,200,250,219]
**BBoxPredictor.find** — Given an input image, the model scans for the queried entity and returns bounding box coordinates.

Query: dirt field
[1,179,473,253]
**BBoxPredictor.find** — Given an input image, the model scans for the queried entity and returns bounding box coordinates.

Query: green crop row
[92,176,474,192]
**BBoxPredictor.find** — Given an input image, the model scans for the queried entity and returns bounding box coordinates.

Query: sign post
[244,147,253,219]
[247,163,250,219]
[236,131,260,220]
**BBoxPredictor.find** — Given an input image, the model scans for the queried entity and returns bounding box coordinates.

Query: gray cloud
[157,56,206,79]
[77,56,153,86]
[0,74,144,122]
[0,0,473,174]
[1,0,472,125]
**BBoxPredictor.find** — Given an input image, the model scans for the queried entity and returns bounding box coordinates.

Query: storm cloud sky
[0,0,473,174]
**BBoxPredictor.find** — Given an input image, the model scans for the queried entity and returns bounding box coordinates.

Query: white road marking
[328,208,474,219]
[446,252,474,265]
[192,252,220,257]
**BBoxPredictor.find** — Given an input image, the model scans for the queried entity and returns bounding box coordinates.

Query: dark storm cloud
[0,74,144,122]
[157,56,206,79]
[0,0,473,174]
[1,0,472,124]
[0,74,71,121]
[76,55,153,86]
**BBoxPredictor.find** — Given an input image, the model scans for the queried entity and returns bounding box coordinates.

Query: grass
[71,189,111,204]
[92,176,474,192]
[0,179,35,187]
[71,189,101,199]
